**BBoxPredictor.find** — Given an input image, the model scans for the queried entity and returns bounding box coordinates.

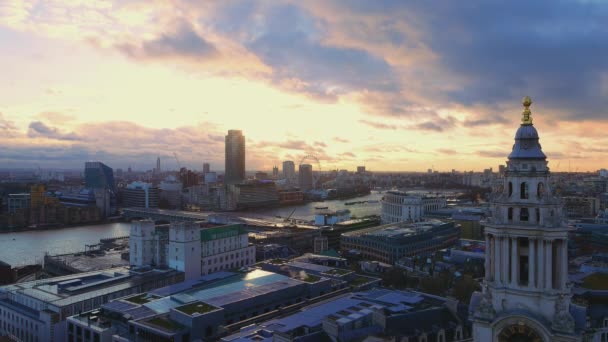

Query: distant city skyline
[0,2,607,171]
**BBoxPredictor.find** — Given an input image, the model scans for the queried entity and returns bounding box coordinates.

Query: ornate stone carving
[475,282,496,321]
[552,294,575,333]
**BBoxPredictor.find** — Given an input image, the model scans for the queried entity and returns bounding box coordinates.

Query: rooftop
[343,219,452,238]
[222,288,453,342]
[0,267,179,308]
[103,270,312,316]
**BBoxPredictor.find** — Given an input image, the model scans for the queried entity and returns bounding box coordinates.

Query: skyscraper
[203,162,210,174]
[156,156,161,173]
[283,160,295,180]
[472,97,583,341]
[85,162,115,191]
[225,130,245,184]
[299,164,313,191]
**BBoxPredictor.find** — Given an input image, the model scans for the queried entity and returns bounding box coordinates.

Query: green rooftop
[146,316,184,332]
[200,224,245,242]
[298,274,321,283]
[176,301,219,315]
[323,268,351,276]
[124,293,161,305]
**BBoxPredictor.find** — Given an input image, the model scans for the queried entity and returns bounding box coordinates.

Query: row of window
[67,322,101,342]
[507,181,545,199]
[0,309,40,342]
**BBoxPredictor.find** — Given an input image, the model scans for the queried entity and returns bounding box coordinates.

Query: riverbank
[0,217,124,234]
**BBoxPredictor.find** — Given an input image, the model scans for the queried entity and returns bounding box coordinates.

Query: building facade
[471,97,585,341]
[223,181,279,210]
[282,160,295,181]
[130,221,255,278]
[7,193,30,214]
[381,191,447,223]
[299,164,313,191]
[0,267,182,342]
[122,182,160,208]
[225,130,246,184]
[84,162,115,191]
[340,220,459,264]
[200,224,255,275]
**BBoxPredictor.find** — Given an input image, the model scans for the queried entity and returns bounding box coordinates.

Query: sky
[0,0,607,172]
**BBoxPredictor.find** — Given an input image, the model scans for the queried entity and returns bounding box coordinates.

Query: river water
[0,193,388,267]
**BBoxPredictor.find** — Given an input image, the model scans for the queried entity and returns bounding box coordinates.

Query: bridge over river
[122,207,317,229]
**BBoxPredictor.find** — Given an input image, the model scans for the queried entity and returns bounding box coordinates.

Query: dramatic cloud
[1,1,607,171]
[118,21,218,60]
[27,121,81,141]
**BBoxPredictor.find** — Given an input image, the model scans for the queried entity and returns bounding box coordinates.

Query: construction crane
[283,208,298,227]
[173,152,182,171]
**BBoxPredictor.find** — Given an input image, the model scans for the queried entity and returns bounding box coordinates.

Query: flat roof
[222,289,443,341]
[143,270,306,315]
[0,267,179,308]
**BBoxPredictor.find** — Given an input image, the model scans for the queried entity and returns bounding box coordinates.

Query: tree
[452,275,480,302]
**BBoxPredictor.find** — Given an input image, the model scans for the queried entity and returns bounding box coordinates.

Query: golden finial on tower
[521,96,533,125]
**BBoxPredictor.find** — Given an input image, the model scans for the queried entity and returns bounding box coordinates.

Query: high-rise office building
[299,164,313,191]
[283,160,295,180]
[122,182,160,208]
[156,156,161,173]
[203,162,210,174]
[272,166,279,178]
[85,161,115,191]
[225,130,245,184]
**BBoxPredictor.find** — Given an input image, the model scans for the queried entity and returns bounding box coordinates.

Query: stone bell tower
[472,97,581,342]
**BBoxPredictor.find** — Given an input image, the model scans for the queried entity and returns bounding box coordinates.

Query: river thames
[0,193,388,267]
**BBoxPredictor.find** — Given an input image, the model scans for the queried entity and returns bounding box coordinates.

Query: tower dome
[508,97,546,160]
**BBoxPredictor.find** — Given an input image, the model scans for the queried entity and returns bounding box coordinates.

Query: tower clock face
[498,324,543,342]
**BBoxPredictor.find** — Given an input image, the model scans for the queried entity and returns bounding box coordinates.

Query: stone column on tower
[529,238,536,288]
[511,237,519,286]
[494,236,501,282]
[485,234,491,281]
[545,239,553,290]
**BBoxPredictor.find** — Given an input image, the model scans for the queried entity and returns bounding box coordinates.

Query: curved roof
[508,124,546,160]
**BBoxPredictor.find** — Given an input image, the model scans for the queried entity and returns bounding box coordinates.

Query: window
[520,208,529,222]
[508,208,513,221]
[508,182,513,197]
[537,182,545,198]
[520,182,529,199]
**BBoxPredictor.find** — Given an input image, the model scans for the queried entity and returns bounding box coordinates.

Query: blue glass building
[85,161,115,191]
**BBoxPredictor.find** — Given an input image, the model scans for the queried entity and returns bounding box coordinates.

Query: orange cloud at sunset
[0,1,606,172]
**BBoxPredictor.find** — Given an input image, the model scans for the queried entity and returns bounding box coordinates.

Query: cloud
[243,4,399,100]
[313,141,327,147]
[476,150,507,158]
[27,121,81,141]
[36,111,76,124]
[359,119,399,130]
[463,115,509,127]
[399,0,608,120]
[333,137,350,143]
[118,21,218,60]
[437,149,457,155]
[0,113,19,137]
[413,116,458,132]
[253,139,325,154]
[340,151,356,158]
